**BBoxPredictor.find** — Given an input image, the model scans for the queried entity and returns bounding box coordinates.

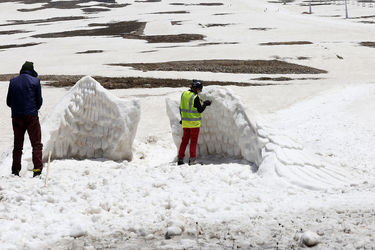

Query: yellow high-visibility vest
[180,90,202,128]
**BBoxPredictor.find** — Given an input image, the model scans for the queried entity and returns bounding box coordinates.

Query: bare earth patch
[0,42,42,50]
[249,27,274,31]
[360,42,375,48]
[252,76,322,81]
[76,50,104,54]
[213,13,232,16]
[0,75,273,89]
[81,8,110,14]
[11,0,129,13]
[108,60,327,74]
[0,30,29,35]
[260,41,313,46]
[170,3,223,6]
[150,11,189,14]
[128,34,205,43]
[32,21,146,38]
[195,42,238,47]
[32,21,205,43]
[200,23,234,27]
[135,0,161,2]
[0,16,88,27]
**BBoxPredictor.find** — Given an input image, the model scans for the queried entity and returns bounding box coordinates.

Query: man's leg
[178,128,191,160]
[12,117,26,175]
[27,116,43,175]
[189,127,200,159]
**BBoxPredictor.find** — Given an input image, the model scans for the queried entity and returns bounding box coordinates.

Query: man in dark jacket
[7,61,43,177]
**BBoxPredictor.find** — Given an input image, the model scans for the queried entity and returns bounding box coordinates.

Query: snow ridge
[42,76,140,161]
[166,86,350,190]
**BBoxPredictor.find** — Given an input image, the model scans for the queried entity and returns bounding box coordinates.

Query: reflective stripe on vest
[180,91,202,128]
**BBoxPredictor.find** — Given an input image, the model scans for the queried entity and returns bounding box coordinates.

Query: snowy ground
[1,0,375,249]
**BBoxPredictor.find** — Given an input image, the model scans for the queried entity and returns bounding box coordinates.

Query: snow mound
[42,76,140,161]
[166,86,350,190]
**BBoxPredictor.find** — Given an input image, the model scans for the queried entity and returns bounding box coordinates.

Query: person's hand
[203,100,212,106]
[179,120,182,125]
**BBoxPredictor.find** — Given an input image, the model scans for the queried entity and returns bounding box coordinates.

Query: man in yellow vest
[178,80,211,165]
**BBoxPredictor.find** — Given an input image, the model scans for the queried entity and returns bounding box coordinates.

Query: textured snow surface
[166,86,350,190]
[42,76,140,161]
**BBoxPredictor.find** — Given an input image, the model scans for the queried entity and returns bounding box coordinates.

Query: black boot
[33,169,42,177]
[12,170,20,176]
[177,158,184,165]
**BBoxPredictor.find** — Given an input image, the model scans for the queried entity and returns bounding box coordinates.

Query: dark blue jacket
[6,70,43,117]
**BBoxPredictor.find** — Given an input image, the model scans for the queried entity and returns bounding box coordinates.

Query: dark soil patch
[195,42,238,47]
[297,56,311,60]
[268,0,294,3]
[170,3,223,6]
[32,21,146,38]
[81,7,111,13]
[0,30,29,35]
[349,15,375,19]
[252,77,293,81]
[171,21,183,25]
[260,41,313,46]
[360,41,375,48]
[0,74,271,88]
[0,16,88,27]
[76,50,104,54]
[252,76,322,81]
[0,42,42,50]
[249,27,274,31]
[139,50,158,53]
[200,23,234,27]
[360,21,375,24]
[108,60,327,74]
[213,13,232,15]
[195,3,223,6]
[126,34,205,43]
[13,0,128,12]
[150,11,189,14]
[135,0,161,2]
[31,20,204,43]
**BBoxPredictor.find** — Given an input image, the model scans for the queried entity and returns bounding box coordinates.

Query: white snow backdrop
[0,0,375,249]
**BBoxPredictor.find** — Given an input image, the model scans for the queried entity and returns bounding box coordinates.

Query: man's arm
[6,84,11,107]
[194,96,210,113]
[35,80,43,110]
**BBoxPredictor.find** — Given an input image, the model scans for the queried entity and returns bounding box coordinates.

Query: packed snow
[41,76,141,161]
[166,86,351,190]
[0,0,375,249]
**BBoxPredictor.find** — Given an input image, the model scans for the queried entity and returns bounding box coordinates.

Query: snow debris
[165,226,183,239]
[69,224,88,238]
[297,230,320,247]
[166,86,350,190]
[41,76,141,161]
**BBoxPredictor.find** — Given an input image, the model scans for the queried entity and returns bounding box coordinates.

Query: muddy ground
[0,74,268,89]
[109,59,327,74]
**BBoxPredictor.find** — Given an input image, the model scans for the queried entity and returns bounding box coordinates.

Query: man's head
[191,80,203,93]
[20,61,38,77]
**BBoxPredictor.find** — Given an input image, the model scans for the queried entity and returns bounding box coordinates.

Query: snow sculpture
[166,86,349,190]
[42,76,140,161]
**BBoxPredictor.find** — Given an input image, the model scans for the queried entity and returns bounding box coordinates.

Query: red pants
[178,127,200,159]
[12,115,43,174]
